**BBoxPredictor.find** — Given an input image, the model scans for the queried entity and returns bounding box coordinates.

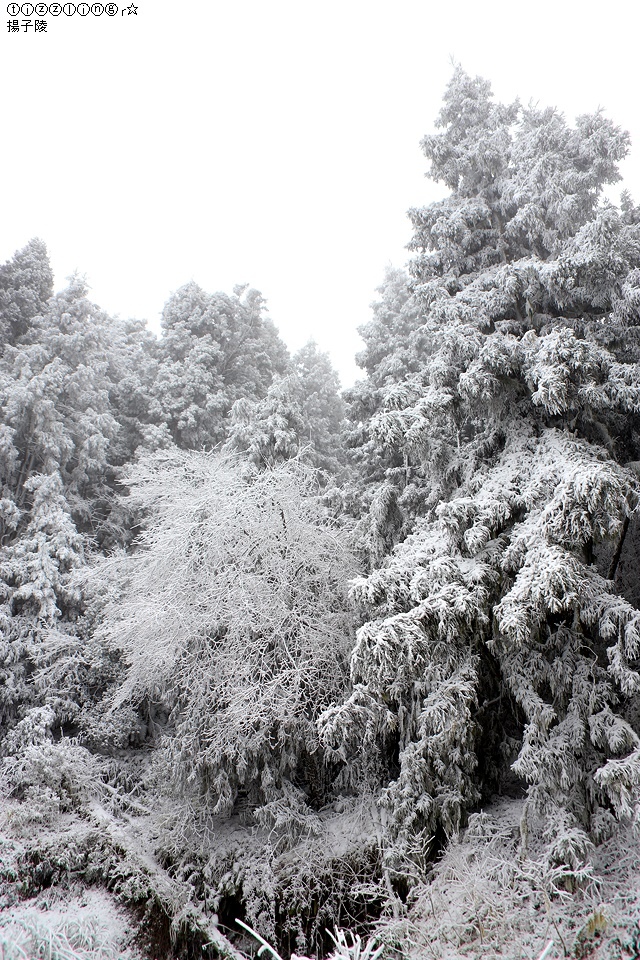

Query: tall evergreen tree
[151,281,289,450]
[321,69,640,866]
[0,239,54,351]
[293,340,347,477]
[341,269,426,566]
[0,274,150,728]
[226,342,347,479]
[225,374,308,469]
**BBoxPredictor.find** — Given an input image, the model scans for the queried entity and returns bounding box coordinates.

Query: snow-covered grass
[0,888,141,960]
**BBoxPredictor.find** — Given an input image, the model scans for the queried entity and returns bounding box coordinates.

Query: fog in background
[2,0,639,385]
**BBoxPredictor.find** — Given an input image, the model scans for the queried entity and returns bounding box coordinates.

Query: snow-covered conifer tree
[0,273,150,728]
[321,69,640,864]
[151,282,289,450]
[0,238,53,351]
[225,342,346,479]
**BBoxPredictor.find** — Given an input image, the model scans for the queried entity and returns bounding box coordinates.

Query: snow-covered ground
[2,789,639,960]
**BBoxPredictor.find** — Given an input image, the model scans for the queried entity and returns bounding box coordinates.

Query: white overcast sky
[2,0,639,386]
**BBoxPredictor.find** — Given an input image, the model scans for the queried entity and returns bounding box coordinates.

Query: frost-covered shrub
[0,706,104,832]
[238,920,384,960]
[86,450,358,817]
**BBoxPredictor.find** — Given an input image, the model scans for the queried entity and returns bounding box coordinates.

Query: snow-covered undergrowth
[374,798,640,960]
[0,746,384,960]
[0,713,638,960]
[0,748,245,960]
[153,790,386,957]
[2,770,640,960]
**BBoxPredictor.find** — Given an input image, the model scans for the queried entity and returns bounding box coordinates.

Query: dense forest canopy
[1,68,640,960]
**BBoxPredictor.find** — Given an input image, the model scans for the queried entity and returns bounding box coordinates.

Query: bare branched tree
[88,449,359,816]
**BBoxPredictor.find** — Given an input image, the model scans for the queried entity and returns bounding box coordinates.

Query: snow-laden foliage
[409,69,629,281]
[0,263,176,738]
[0,705,105,834]
[373,800,640,960]
[225,342,347,479]
[322,68,640,860]
[0,273,149,728]
[0,238,53,350]
[87,450,358,816]
[3,68,640,960]
[151,282,289,450]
